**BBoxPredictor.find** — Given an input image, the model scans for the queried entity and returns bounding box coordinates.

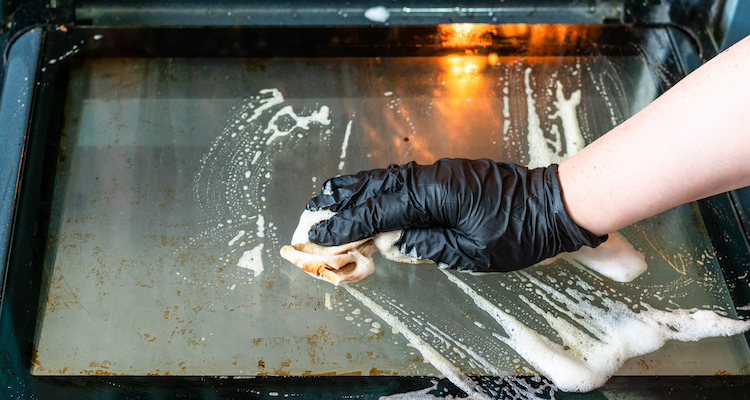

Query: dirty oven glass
[33,37,749,389]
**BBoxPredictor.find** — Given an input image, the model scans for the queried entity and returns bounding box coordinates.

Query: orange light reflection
[439,23,495,47]
[431,53,500,155]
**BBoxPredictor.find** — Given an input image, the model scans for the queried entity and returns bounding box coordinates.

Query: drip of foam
[338,119,354,171]
[442,269,750,392]
[525,68,584,169]
[256,215,265,238]
[524,68,551,168]
[502,89,511,135]
[424,321,508,376]
[379,381,439,400]
[550,81,584,156]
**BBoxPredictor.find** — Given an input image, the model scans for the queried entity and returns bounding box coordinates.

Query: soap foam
[338,119,354,171]
[364,6,390,23]
[442,269,750,392]
[237,243,264,277]
[562,232,647,282]
[345,286,491,399]
[265,105,331,145]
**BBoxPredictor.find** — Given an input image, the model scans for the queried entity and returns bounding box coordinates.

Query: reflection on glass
[32,48,749,394]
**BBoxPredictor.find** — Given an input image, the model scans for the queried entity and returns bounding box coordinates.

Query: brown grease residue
[369,368,398,376]
[81,361,124,376]
[31,346,44,372]
[256,359,292,376]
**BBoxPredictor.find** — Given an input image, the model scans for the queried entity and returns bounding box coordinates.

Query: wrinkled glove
[307,158,607,272]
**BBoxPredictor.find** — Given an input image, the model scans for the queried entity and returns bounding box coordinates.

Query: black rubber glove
[307,158,607,272]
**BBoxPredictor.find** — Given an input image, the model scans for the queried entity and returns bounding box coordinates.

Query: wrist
[556,161,608,237]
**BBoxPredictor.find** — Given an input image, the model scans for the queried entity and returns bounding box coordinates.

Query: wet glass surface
[32,45,750,383]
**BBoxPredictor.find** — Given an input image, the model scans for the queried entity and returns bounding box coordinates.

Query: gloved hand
[306,158,607,272]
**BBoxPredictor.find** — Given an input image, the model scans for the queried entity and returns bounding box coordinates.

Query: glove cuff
[546,164,608,252]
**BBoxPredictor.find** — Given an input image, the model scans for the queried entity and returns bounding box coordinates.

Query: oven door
[2,22,750,398]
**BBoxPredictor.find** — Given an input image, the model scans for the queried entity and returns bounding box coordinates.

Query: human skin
[559,35,750,237]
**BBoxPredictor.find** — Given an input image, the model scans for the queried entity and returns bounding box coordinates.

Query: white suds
[441,269,750,392]
[502,94,511,135]
[322,181,334,196]
[364,6,390,23]
[379,381,439,400]
[345,286,491,399]
[265,105,331,145]
[338,119,354,171]
[563,232,647,282]
[251,151,262,165]
[237,244,264,277]
[292,209,336,245]
[550,80,584,156]
[228,230,246,246]
[247,88,284,123]
[525,68,585,169]
[256,215,265,238]
[524,67,550,168]
[325,293,332,310]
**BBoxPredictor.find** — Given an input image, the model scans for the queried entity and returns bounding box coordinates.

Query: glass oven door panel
[32,45,749,377]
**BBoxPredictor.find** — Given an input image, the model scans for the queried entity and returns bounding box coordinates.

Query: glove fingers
[398,227,490,271]
[308,191,433,246]
[306,164,407,212]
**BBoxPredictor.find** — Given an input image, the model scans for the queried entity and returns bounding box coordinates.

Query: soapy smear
[524,67,583,169]
[179,88,335,289]
[265,105,331,145]
[442,269,750,392]
[248,88,285,123]
[238,243,265,277]
[338,119,354,171]
[228,230,245,246]
[256,215,265,238]
[524,68,551,168]
[325,293,333,310]
[345,286,492,400]
[562,232,647,283]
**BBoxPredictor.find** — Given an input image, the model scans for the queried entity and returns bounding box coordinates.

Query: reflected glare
[433,53,498,148]
[439,23,495,47]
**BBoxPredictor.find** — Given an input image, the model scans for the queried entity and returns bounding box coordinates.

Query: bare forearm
[559,35,750,236]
